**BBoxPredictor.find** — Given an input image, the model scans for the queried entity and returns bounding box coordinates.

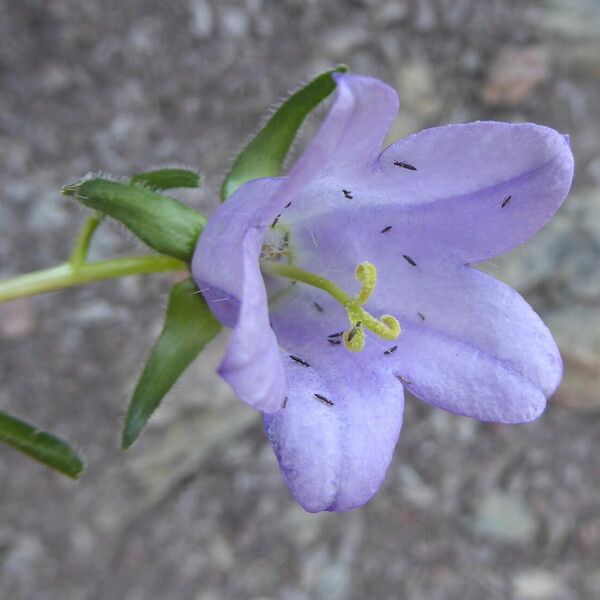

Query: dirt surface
[1,1,599,599]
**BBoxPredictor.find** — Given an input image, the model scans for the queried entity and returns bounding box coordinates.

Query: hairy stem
[260,260,356,307]
[0,255,187,304]
[69,213,103,268]
[260,259,400,350]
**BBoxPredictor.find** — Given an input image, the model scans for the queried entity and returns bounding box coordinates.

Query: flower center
[260,259,401,352]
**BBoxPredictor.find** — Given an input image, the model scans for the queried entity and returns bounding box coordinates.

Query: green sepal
[121,277,221,449]
[220,65,348,201]
[63,178,206,263]
[0,409,84,479]
[130,168,202,190]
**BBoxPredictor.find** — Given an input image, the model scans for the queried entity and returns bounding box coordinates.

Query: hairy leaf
[64,178,205,262]
[122,278,222,449]
[221,65,347,200]
[0,410,84,478]
[130,168,202,190]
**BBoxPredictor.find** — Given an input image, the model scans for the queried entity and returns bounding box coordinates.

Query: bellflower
[192,74,574,512]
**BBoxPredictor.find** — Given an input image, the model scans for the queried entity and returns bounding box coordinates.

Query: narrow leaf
[122,278,221,449]
[0,410,84,478]
[221,65,347,201]
[63,178,206,262]
[130,168,202,190]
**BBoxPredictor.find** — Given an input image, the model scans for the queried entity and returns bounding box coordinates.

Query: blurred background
[1,1,599,598]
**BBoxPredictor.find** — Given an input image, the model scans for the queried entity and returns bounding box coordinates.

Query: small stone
[324,26,369,57]
[414,0,437,31]
[314,563,351,600]
[72,300,121,324]
[548,314,600,413]
[2,534,45,580]
[195,591,220,600]
[190,0,214,39]
[40,62,71,95]
[0,299,35,339]
[398,464,437,508]
[578,517,600,552]
[395,61,441,120]
[541,0,600,39]
[588,569,600,597]
[282,506,327,547]
[513,569,565,600]
[220,7,250,38]
[208,534,235,570]
[483,46,550,106]
[472,491,538,544]
[374,1,409,25]
[27,194,70,230]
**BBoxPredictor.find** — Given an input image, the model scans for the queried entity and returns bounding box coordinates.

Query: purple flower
[192,74,574,512]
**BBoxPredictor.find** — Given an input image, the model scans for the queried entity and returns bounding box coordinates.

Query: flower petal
[193,75,400,412]
[320,73,399,178]
[216,227,286,413]
[267,239,559,426]
[273,73,399,208]
[373,265,562,422]
[192,177,282,328]
[372,121,574,263]
[288,122,573,267]
[264,306,404,512]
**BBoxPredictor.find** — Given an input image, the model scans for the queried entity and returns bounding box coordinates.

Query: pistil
[260,259,400,352]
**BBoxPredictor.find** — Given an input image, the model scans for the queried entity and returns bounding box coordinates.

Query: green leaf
[130,168,202,190]
[221,65,348,201]
[122,277,221,449]
[0,410,84,478]
[63,178,206,263]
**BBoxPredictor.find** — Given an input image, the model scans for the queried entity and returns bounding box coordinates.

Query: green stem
[260,260,400,343]
[69,213,103,268]
[260,260,356,307]
[0,255,187,304]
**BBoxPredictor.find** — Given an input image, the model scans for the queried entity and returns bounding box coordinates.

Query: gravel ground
[1,1,599,599]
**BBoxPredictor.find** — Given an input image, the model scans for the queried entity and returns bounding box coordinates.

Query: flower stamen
[261,259,401,352]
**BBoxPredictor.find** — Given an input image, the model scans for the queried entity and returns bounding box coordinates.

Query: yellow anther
[343,324,365,352]
[260,259,402,353]
[355,261,377,305]
[377,314,401,340]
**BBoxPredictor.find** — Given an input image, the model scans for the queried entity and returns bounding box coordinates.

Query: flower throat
[260,259,401,352]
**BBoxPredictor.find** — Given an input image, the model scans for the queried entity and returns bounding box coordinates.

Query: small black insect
[278,232,290,253]
[403,254,417,267]
[328,331,344,339]
[313,302,324,313]
[394,161,417,171]
[271,214,282,228]
[342,189,353,200]
[289,354,310,367]
[501,195,512,208]
[328,338,342,345]
[314,393,334,406]
[380,225,392,233]
[384,345,398,355]
[417,312,426,321]
[347,321,362,342]
[282,396,288,409]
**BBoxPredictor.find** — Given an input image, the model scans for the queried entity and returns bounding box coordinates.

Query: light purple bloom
[192,74,574,512]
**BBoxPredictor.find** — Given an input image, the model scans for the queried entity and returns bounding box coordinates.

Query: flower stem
[69,213,103,268]
[260,260,356,307]
[0,255,187,304]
